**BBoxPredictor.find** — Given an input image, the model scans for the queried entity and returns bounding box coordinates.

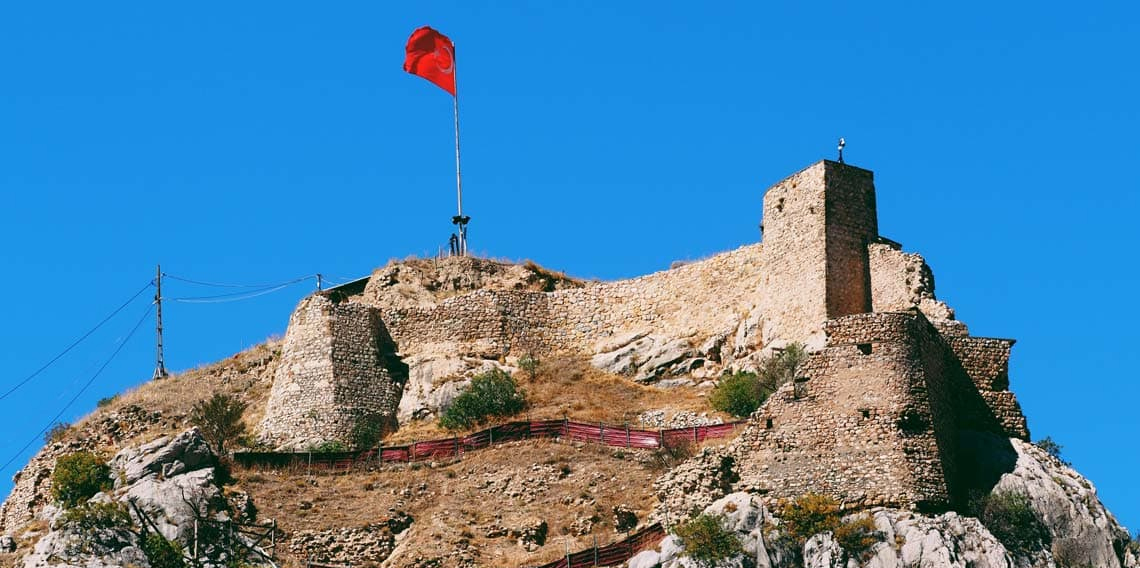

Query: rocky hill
[2,159,1136,568]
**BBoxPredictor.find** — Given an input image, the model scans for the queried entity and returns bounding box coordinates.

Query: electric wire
[0,281,154,402]
[167,276,314,303]
[0,302,153,474]
[162,273,314,289]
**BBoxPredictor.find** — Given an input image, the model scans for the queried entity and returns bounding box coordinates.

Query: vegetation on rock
[1035,436,1069,465]
[58,501,131,532]
[709,343,805,418]
[672,513,743,567]
[190,392,248,455]
[141,532,186,568]
[833,515,883,560]
[976,490,1050,557]
[51,451,111,508]
[779,493,841,544]
[43,422,71,444]
[439,369,526,431]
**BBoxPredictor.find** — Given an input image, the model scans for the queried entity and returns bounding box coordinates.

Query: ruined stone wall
[823,162,878,319]
[737,312,955,510]
[258,295,406,449]
[376,244,765,358]
[943,336,1029,440]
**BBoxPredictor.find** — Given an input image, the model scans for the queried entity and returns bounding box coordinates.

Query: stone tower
[758,160,879,347]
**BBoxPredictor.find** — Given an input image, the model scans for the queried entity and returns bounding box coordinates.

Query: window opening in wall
[776,198,785,212]
[857,343,872,355]
[765,418,773,429]
[860,409,871,419]
[793,376,809,399]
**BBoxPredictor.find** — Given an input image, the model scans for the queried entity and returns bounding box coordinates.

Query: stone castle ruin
[258,159,1029,511]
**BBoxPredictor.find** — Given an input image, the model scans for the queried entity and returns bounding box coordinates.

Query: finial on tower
[837,138,846,164]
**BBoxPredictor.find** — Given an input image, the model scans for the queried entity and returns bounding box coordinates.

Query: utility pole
[152,265,168,380]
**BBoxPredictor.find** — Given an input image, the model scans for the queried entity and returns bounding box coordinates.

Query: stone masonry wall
[944,336,1029,440]
[736,312,956,510]
[259,295,406,450]
[824,162,878,320]
[375,243,766,359]
[756,162,831,347]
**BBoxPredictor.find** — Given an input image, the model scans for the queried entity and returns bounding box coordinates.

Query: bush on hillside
[834,515,884,560]
[141,532,186,568]
[44,422,72,445]
[440,369,526,431]
[757,342,806,393]
[779,493,841,545]
[517,353,540,380]
[52,452,112,508]
[1034,436,1069,465]
[672,513,743,567]
[709,371,765,418]
[59,501,131,533]
[977,490,1050,556]
[189,392,248,455]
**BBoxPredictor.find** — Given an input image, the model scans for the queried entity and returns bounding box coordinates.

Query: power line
[0,302,153,474]
[162,273,313,289]
[0,281,153,402]
[167,276,314,304]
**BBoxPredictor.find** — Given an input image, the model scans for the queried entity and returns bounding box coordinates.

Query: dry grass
[384,355,725,445]
[234,438,665,568]
[70,341,281,453]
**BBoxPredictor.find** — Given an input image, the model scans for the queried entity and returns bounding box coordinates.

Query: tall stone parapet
[258,294,408,450]
[757,160,878,348]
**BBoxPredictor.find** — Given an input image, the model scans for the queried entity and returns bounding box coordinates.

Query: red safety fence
[233,419,743,470]
[527,524,666,568]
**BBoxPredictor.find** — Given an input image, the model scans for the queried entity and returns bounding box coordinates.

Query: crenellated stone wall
[259,295,407,450]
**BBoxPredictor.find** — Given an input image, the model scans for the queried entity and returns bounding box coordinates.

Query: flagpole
[451,47,469,256]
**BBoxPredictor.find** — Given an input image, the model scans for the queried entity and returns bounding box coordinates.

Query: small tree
[757,343,806,393]
[709,371,765,417]
[1034,436,1069,465]
[440,369,526,431]
[834,515,883,560]
[44,422,72,444]
[672,513,743,567]
[517,353,540,381]
[189,393,248,455]
[779,493,841,544]
[52,452,112,508]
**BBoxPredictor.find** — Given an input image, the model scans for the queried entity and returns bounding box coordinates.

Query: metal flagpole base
[451,215,471,256]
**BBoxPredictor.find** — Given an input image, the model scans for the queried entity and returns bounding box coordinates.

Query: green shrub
[757,343,806,393]
[44,422,72,444]
[834,515,883,560]
[672,513,743,567]
[59,501,131,532]
[779,493,841,544]
[52,452,112,508]
[978,490,1050,556]
[439,369,526,431]
[96,395,119,408]
[141,532,185,568]
[189,393,248,455]
[709,371,765,417]
[517,353,540,380]
[1034,436,1069,465]
[309,440,346,453]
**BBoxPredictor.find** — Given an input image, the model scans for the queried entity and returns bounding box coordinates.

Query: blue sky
[1,2,1137,532]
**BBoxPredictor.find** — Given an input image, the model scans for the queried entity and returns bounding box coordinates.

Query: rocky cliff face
[646,436,1137,568]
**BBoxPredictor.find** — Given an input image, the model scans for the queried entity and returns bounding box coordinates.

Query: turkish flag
[403,26,456,96]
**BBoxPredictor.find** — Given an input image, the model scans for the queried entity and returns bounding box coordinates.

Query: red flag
[403,26,456,96]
